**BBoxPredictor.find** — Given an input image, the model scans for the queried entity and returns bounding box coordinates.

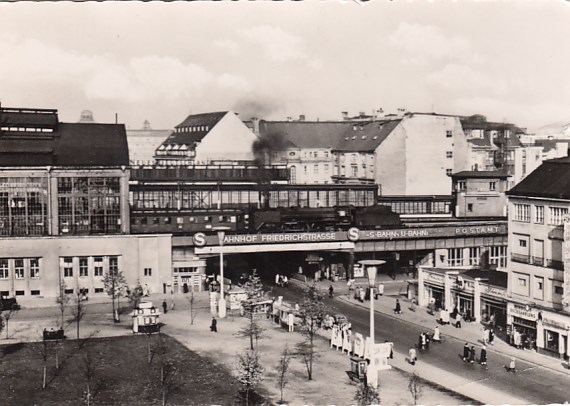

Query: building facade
[506,157,570,357]
[0,107,170,299]
[450,171,510,218]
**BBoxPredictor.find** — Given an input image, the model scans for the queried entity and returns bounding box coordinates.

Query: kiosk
[132,302,160,334]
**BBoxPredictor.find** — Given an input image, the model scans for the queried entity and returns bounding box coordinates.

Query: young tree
[354,382,381,406]
[296,282,325,380]
[81,351,98,406]
[102,269,127,322]
[2,306,18,339]
[56,279,70,329]
[408,372,424,406]
[235,270,266,350]
[127,282,144,310]
[236,349,264,406]
[30,334,50,389]
[275,345,292,404]
[71,290,87,340]
[154,334,178,406]
[187,290,197,325]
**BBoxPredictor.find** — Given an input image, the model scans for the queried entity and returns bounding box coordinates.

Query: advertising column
[474,278,482,323]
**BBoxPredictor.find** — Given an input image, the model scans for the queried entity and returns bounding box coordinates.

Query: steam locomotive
[130,204,401,235]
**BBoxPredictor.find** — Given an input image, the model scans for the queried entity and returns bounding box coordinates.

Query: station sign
[359,224,506,241]
[190,222,506,247]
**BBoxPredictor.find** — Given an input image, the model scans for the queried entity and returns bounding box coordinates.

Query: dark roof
[450,171,510,179]
[467,138,495,147]
[56,123,129,166]
[507,157,570,199]
[258,119,401,152]
[161,111,228,146]
[0,122,129,167]
[0,107,59,129]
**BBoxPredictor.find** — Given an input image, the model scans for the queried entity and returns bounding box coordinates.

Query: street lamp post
[358,259,385,388]
[214,226,231,319]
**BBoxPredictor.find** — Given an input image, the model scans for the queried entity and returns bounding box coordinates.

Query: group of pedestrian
[462,342,487,366]
[482,327,495,345]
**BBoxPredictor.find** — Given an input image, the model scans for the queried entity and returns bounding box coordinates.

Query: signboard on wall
[190,222,507,247]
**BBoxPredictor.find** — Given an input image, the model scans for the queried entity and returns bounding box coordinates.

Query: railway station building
[0,107,171,299]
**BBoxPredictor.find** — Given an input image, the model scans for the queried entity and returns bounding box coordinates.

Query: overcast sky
[1,1,569,132]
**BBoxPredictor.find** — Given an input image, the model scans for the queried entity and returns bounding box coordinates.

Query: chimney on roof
[299,114,305,121]
[142,120,151,131]
[341,111,349,120]
[287,116,292,122]
[251,117,260,135]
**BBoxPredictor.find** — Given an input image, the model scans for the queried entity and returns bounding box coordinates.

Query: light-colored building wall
[375,114,470,195]
[195,112,257,162]
[276,147,333,184]
[0,234,172,299]
[513,144,568,186]
[507,197,567,310]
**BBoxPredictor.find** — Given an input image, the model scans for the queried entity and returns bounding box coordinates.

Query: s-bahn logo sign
[192,229,359,246]
[193,232,207,247]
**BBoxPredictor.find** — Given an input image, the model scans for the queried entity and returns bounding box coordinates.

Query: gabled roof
[258,119,401,153]
[507,157,570,200]
[451,170,510,179]
[161,111,228,146]
[335,120,401,152]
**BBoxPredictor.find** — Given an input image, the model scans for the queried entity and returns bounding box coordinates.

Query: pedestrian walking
[505,356,516,372]
[469,345,476,363]
[489,328,495,345]
[378,283,385,296]
[425,331,431,350]
[433,326,441,342]
[385,340,394,359]
[288,312,295,332]
[394,299,402,314]
[282,275,288,287]
[359,287,366,303]
[483,328,489,345]
[455,312,462,328]
[418,333,424,350]
[409,348,417,365]
[210,317,217,333]
[480,345,487,366]
[162,300,168,314]
[463,343,470,362]
[275,273,280,286]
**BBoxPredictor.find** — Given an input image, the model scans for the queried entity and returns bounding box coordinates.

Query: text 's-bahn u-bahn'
[128,164,400,234]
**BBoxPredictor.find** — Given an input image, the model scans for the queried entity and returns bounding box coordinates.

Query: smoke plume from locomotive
[252,131,287,166]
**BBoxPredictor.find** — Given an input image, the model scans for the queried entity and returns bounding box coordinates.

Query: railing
[510,253,530,264]
[531,256,544,266]
[547,259,564,270]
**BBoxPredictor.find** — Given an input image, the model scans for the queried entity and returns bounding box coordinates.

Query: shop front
[480,284,507,328]
[507,303,539,350]
[537,312,570,359]
[423,271,446,310]
[452,292,474,320]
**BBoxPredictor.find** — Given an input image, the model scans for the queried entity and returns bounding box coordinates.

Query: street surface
[271,282,570,405]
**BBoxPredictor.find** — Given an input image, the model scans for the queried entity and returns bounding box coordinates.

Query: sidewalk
[311,276,570,378]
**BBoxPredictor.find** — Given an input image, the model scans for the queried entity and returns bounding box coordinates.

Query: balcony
[546,259,564,270]
[511,253,530,264]
[531,256,544,266]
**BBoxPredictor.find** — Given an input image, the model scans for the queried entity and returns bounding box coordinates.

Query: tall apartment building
[506,157,570,358]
